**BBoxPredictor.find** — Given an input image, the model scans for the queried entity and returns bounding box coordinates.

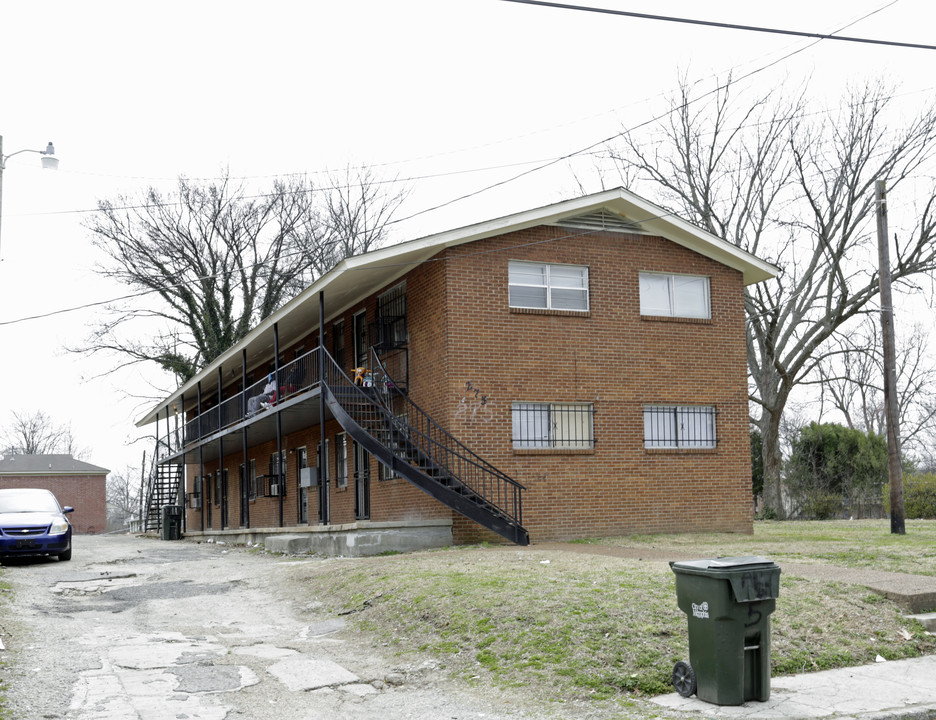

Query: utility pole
[876,180,905,535]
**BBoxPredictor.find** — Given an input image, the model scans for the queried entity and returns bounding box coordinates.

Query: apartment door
[353,441,370,520]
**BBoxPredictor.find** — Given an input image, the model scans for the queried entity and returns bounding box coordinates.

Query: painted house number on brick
[455,381,493,423]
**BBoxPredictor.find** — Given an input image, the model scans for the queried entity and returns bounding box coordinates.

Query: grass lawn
[590,519,936,576]
[292,519,936,711]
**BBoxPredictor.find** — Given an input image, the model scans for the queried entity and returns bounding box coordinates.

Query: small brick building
[139,188,776,552]
[0,454,109,534]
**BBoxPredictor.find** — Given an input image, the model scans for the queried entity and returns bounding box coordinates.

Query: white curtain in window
[672,276,709,318]
[639,273,672,315]
[552,403,592,448]
[678,407,716,446]
[513,403,551,448]
[644,406,677,447]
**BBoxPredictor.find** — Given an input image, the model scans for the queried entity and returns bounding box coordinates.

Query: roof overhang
[137,187,777,427]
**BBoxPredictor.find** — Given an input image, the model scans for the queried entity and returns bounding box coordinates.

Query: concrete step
[907,612,936,632]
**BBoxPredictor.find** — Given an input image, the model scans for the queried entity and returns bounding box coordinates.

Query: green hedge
[886,473,936,519]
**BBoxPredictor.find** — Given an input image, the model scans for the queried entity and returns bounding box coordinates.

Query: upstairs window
[512,402,594,449]
[509,262,589,311]
[639,273,710,319]
[643,405,717,448]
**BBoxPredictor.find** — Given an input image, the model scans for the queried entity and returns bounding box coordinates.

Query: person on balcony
[280,364,305,397]
[247,374,277,416]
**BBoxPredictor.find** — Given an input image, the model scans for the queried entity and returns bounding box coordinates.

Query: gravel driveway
[0,533,572,720]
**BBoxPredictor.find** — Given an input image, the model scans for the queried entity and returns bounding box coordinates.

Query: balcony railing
[167,348,321,455]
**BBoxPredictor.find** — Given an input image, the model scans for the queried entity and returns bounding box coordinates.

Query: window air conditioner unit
[270,483,280,496]
[191,497,201,509]
[299,467,317,488]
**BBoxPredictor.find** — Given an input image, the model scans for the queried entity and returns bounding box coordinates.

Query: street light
[0,135,59,257]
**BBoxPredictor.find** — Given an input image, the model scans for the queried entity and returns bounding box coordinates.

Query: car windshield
[0,492,61,514]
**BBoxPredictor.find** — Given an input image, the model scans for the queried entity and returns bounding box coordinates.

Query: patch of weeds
[292,531,936,711]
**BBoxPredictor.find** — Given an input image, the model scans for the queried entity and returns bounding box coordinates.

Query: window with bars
[639,272,710,319]
[643,405,717,448]
[376,283,407,349]
[332,320,345,369]
[353,311,368,368]
[508,261,589,311]
[512,402,594,449]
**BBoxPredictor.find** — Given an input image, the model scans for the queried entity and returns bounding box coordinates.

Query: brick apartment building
[0,454,108,534]
[137,188,776,554]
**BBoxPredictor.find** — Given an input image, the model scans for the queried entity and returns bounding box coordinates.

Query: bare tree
[815,320,936,459]
[609,76,936,517]
[2,410,83,457]
[80,169,407,385]
[300,165,409,278]
[106,466,142,530]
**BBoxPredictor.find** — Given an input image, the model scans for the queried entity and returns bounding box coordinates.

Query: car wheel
[58,545,72,562]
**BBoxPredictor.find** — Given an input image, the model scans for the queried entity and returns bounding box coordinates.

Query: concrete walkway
[531,542,936,719]
[531,542,936,612]
[652,654,936,719]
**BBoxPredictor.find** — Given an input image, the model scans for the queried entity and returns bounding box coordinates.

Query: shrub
[895,473,936,519]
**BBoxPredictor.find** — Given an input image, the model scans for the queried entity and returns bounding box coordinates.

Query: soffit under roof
[137,187,777,427]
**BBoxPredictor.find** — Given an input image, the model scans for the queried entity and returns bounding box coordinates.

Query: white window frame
[509,261,589,311]
[512,402,594,449]
[639,272,710,319]
[643,405,717,449]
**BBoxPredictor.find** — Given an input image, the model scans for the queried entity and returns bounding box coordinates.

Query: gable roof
[137,187,777,427]
[0,454,110,475]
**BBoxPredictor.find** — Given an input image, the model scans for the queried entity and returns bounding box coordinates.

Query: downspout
[319,291,330,525]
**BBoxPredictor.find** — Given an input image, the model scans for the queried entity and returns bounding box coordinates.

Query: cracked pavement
[1,534,559,720]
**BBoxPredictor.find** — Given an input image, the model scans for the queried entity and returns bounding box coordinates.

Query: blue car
[0,488,73,562]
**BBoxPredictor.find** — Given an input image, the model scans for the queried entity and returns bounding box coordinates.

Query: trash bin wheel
[672,660,696,697]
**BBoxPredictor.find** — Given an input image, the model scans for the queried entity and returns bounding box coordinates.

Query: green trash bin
[670,556,780,705]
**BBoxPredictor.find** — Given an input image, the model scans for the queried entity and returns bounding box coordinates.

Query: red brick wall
[183,224,753,543]
[0,476,107,534]
[433,227,752,541]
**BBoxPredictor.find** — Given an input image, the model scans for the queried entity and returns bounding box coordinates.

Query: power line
[501,0,936,51]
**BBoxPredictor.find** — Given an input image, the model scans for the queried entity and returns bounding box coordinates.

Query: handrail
[369,348,524,492]
[323,347,524,530]
[173,348,320,453]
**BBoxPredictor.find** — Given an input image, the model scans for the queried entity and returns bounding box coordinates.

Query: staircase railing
[143,439,184,533]
[321,347,527,544]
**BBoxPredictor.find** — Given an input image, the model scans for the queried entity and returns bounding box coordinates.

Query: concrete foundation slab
[267,656,360,692]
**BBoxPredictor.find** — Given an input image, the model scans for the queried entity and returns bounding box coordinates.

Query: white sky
[1,0,933,476]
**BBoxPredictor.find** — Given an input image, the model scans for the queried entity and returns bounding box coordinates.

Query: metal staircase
[322,348,529,545]
[143,451,184,533]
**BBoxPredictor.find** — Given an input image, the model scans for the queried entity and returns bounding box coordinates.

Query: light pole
[0,135,59,257]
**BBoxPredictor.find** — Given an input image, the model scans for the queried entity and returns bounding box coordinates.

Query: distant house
[137,187,776,554]
[0,454,108,534]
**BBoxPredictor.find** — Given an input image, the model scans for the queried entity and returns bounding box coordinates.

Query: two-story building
[137,187,776,555]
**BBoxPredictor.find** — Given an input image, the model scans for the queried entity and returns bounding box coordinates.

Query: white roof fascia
[136,187,776,427]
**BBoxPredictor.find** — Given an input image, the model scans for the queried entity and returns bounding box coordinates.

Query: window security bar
[512,403,595,449]
[643,405,718,448]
